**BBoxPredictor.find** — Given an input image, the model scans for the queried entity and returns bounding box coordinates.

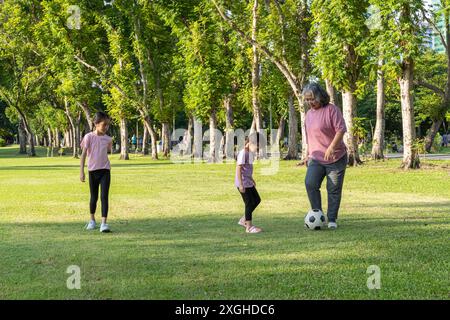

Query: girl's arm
[237,165,245,193]
[80,148,87,182]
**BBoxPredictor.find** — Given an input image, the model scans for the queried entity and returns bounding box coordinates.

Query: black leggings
[89,169,111,218]
[238,186,261,221]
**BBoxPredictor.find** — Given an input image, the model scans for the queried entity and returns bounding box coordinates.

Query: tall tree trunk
[54,128,60,149]
[299,98,308,160]
[285,94,298,159]
[18,117,27,154]
[224,94,235,160]
[65,100,79,158]
[22,115,36,157]
[14,108,35,156]
[134,16,157,159]
[275,116,285,158]
[193,117,203,161]
[79,101,93,131]
[70,119,77,158]
[326,79,340,109]
[186,116,193,156]
[66,129,72,148]
[143,117,158,160]
[251,0,263,136]
[119,116,129,160]
[372,58,386,160]
[342,90,361,166]
[47,127,53,157]
[399,58,420,169]
[27,131,36,157]
[75,111,81,157]
[209,109,219,163]
[424,119,443,153]
[161,122,170,157]
[142,124,149,155]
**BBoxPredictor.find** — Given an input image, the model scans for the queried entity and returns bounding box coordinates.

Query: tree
[366,4,387,160]
[415,0,450,152]
[0,0,46,156]
[373,0,424,169]
[213,0,313,160]
[311,0,371,166]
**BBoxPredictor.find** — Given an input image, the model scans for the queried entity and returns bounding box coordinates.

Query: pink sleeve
[80,134,90,150]
[236,151,244,165]
[330,105,347,133]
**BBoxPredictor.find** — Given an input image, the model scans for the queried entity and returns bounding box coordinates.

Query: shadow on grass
[0,213,448,299]
[1,214,448,257]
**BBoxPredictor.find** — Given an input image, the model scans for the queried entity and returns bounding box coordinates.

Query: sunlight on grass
[0,146,449,299]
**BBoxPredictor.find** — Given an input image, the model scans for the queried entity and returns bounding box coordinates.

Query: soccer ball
[304,209,326,230]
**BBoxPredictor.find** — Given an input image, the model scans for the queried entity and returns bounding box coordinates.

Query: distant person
[442,133,448,147]
[391,141,398,153]
[132,134,137,150]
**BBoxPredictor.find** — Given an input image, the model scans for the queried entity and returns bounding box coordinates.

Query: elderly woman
[303,83,347,229]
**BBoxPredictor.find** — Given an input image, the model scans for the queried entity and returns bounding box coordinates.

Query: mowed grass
[0,145,449,300]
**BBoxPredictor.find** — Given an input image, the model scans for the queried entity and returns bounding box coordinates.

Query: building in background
[429,0,447,53]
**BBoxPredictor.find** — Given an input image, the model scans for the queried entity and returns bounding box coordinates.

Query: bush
[413,138,426,155]
[0,129,13,145]
[431,133,442,153]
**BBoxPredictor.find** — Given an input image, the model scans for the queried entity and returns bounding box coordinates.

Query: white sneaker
[86,220,96,230]
[328,222,337,229]
[100,223,111,233]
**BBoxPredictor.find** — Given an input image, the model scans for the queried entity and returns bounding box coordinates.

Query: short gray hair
[302,82,330,107]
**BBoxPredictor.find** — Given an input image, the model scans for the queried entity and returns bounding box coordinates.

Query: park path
[386,153,450,160]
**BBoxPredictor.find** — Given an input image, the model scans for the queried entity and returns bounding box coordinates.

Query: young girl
[80,112,113,233]
[235,134,262,234]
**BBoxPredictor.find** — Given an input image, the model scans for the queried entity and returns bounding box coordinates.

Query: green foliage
[352,117,369,142]
[432,132,442,152]
[311,0,371,92]
[412,137,426,155]
[0,0,446,156]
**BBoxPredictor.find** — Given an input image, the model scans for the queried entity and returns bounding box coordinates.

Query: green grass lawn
[0,145,449,300]
[437,146,450,154]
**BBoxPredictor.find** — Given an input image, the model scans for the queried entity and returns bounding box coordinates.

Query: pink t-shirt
[80,132,112,171]
[305,104,347,164]
[234,150,255,188]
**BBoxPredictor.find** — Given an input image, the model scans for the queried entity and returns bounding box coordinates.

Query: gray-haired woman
[303,83,348,229]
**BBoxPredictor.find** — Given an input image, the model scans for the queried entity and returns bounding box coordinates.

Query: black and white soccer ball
[304,209,326,230]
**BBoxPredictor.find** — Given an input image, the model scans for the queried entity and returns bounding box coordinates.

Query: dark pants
[238,186,261,221]
[305,155,347,222]
[89,169,111,218]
